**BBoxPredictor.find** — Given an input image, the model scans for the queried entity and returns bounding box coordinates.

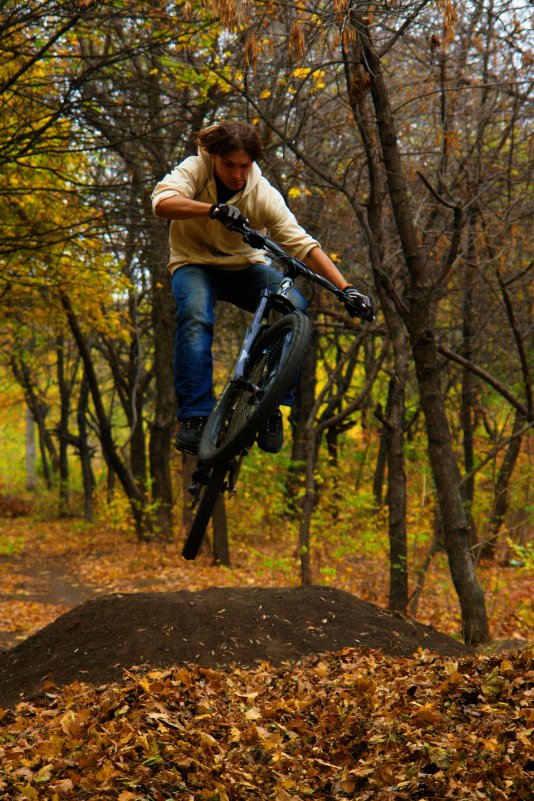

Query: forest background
[0,0,532,649]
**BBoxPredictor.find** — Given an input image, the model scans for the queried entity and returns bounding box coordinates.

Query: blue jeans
[171,263,307,421]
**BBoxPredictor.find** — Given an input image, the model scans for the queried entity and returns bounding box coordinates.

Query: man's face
[212,148,253,192]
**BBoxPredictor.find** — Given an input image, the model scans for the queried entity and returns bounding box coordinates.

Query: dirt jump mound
[0,585,471,708]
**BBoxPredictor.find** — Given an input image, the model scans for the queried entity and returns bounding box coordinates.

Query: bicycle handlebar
[226,220,375,322]
[241,223,343,295]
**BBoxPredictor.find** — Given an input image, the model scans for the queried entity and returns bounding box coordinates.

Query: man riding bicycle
[152,121,373,455]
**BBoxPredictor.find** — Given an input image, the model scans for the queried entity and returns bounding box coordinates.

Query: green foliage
[93,490,135,537]
[0,533,25,555]
[0,390,27,489]
[248,547,296,577]
[507,538,534,571]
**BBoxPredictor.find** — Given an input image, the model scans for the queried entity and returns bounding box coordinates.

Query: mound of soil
[0,586,471,708]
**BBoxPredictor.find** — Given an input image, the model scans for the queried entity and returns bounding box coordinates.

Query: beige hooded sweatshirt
[151,148,320,273]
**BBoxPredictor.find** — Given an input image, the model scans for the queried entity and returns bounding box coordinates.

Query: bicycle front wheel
[199,312,311,467]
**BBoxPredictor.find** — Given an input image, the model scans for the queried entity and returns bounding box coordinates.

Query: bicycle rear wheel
[182,463,227,560]
[199,312,311,468]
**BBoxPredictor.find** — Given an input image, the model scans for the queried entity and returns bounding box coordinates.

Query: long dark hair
[195,121,263,161]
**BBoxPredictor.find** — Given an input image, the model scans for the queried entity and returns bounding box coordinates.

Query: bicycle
[181,220,374,560]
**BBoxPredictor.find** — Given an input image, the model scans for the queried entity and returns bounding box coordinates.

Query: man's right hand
[210,203,248,230]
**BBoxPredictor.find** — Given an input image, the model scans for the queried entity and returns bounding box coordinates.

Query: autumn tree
[1,0,239,535]
[61,1,258,535]
[203,0,527,642]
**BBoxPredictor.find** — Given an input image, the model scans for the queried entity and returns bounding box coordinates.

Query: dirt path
[0,552,96,650]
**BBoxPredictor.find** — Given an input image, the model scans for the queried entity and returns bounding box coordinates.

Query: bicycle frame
[233,277,294,382]
[231,223,345,385]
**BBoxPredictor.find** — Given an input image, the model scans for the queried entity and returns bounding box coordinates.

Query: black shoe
[257,409,284,453]
[175,416,208,455]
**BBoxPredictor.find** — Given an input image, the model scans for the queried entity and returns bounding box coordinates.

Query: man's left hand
[342,286,375,322]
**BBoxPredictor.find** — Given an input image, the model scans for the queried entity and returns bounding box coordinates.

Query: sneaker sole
[175,440,200,455]
[256,439,283,454]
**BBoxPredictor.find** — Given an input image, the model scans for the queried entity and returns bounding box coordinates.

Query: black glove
[209,203,248,231]
[342,286,375,322]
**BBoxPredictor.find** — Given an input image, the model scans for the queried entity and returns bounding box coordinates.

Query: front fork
[233,277,294,383]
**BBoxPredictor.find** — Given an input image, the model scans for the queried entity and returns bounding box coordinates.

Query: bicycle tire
[199,312,312,467]
[182,464,227,560]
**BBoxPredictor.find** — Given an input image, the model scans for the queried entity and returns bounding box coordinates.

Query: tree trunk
[14,359,57,489]
[343,42,410,615]
[130,397,148,497]
[25,406,37,491]
[461,214,478,507]
[38,423,54,490]
[77,370,95,521]
[411,327,489,642]
[148,212,175,537]
[483,409,524,560]
[384,375,409,613]
[56,336,71,516]
[288,325,317,513]
[372,418,388,506]
[360,27,490,644]
[458,215,480,549]
[60,291,149,538]
[212,495,230,566]
[371,282,409,615]
[298,426,317,585]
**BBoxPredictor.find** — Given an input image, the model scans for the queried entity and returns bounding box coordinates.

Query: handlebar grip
[342,288,376,322]
[243,229,266,249]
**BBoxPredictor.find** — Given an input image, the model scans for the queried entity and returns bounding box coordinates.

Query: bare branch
[439,344,529,419]
[459,419,533,489]
[1,8,86,95]
[416,171,458,210]
[314,339,389,435]
[416,171,466,287]
[498,270,533,418]
[378,0,434,58]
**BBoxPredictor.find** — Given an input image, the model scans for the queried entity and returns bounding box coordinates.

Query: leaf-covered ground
[0,504,532,800]
[1,646,532,800]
